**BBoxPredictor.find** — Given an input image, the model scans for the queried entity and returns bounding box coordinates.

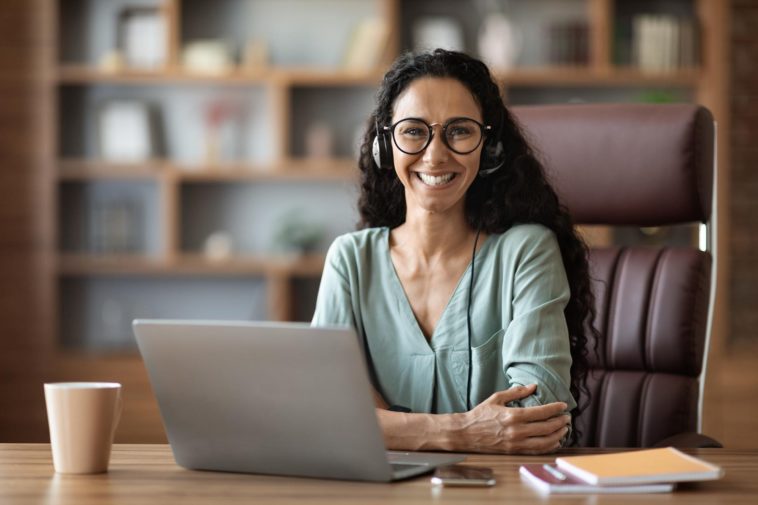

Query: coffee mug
[44,382,122,474]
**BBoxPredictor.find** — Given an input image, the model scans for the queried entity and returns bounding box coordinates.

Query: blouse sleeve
[501,226,576,413]
[311,236,356,329]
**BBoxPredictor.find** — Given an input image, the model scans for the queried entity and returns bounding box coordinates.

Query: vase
[478,13,521,70]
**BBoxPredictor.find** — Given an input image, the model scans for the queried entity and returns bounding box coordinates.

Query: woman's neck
[391,207,475,268]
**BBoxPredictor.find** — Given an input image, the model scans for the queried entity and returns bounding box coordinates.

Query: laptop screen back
[134,320,393,481]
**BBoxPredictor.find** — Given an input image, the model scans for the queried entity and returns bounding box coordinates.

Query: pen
[542,464,567,481]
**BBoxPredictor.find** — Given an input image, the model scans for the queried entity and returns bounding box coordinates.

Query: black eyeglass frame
[381,117,492,156]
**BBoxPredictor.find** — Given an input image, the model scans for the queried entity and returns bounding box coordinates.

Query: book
[342,18,389,71]
[555,447,724,486]
[520,464,674,494]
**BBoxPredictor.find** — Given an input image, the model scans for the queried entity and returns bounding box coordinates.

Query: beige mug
[44,382,122,474]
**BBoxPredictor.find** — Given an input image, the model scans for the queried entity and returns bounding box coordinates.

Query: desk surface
[2,444,756,504]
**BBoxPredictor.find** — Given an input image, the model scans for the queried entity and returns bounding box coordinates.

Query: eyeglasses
[382,117,491,156]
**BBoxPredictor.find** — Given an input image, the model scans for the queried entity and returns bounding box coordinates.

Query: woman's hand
[451,384,570,454]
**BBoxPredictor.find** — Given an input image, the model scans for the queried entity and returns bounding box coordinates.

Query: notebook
[555,447,724,486]
[133,319,465,482]
[520,464,674,494]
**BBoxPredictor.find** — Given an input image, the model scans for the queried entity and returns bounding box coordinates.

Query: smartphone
[431,464,496,487]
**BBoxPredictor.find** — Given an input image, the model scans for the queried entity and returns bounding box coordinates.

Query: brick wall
[730,0,758,344]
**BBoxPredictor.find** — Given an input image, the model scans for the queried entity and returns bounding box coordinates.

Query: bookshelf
[47,0,729,441]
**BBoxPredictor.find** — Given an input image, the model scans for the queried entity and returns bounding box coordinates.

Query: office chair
[513,104,720,448]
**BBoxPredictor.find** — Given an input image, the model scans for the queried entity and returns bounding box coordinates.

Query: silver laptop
[133,319,465,482]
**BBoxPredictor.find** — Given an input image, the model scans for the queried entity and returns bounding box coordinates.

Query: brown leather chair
[512,104,720,448]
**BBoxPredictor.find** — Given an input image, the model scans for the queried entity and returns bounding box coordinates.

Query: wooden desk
[1,444,756,504]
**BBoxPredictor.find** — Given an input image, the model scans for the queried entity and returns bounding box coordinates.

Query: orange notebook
[555,447,724,486]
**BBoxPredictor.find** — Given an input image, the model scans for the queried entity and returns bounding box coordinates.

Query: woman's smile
[414,171,457,187]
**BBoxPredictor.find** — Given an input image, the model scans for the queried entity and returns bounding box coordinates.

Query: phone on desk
[431,465,496,487]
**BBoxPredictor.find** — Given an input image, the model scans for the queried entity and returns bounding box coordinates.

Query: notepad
[520,464,674,494]
[555,447,724,486]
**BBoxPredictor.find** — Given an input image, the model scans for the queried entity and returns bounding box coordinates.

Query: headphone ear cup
[479,140,505,177]
[372,132,394,170]
[372,135,383,169]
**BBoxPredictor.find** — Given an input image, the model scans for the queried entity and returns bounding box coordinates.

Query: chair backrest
[512,104,716,447]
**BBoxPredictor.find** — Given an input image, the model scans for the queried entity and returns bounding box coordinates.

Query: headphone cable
[466,229,481,411]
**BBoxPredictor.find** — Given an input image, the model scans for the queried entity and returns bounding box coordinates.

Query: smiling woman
[387,78,485,218]
[312,49,597,455]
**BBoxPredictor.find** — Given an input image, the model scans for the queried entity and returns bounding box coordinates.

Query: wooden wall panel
[729,0,758,345]
[0,0,55,442]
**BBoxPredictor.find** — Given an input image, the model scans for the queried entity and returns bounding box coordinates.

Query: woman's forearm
[376,408,467,452]
[373,386,570,455]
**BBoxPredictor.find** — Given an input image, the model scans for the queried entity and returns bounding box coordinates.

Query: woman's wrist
[377,409,469,452]
[441,411,469,452]
[415,411,469,452]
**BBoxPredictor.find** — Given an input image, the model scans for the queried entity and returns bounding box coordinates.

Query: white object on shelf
[204,231,234,261]
[412,17,464,52]
[97,100,154,162]
[478,13,521,70]
[98,50,126,73]
[118,7,167,70]
[183,40,233,75]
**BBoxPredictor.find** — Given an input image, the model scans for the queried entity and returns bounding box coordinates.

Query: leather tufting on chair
[512,104,720,448]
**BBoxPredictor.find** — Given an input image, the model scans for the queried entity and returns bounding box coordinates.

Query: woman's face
[390,77,483,218]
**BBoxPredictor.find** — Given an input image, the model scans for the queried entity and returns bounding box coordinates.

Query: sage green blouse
[311,224,576,415]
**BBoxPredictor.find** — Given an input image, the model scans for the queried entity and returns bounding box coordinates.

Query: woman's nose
[422,129,449,165]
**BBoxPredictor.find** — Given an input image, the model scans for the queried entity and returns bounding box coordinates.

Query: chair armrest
[653,431,723,448]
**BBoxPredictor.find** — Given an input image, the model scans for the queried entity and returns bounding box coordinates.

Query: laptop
[133,319,465,482]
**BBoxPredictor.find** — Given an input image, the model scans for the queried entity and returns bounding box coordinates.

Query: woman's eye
[449,126,473,138]
[400,127,425,138]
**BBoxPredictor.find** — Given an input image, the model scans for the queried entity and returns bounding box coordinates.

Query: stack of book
[520,447,723,494]
[548,21,589,66]
[631,15,699,71]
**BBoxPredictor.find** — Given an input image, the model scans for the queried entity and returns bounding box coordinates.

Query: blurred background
[0,0,755,446]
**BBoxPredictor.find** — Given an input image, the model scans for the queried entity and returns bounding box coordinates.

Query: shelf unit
[49,0,729,441]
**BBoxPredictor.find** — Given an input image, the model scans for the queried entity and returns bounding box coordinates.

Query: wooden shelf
[273,67,384,86]
[58,158,357,182]
[58,64,701,88]
[58,159,168,180]
[58,65,268,85]
[176,158,358,182]
[494,67,701,87]
[58,253,326,277]
[57,65,384,87]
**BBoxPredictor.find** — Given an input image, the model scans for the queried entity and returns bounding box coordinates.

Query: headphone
[372,121,394,171]
[372,120,506,176]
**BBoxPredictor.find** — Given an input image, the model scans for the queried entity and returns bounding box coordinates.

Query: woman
[312,49,595,454]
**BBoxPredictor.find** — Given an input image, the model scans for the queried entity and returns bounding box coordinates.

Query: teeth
[417,172,455,186]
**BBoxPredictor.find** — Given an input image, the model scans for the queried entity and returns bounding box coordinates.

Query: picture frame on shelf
[117,6,167,70]
[96,100,155,162]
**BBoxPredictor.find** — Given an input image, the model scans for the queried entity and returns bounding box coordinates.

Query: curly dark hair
[356,49,597,446]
